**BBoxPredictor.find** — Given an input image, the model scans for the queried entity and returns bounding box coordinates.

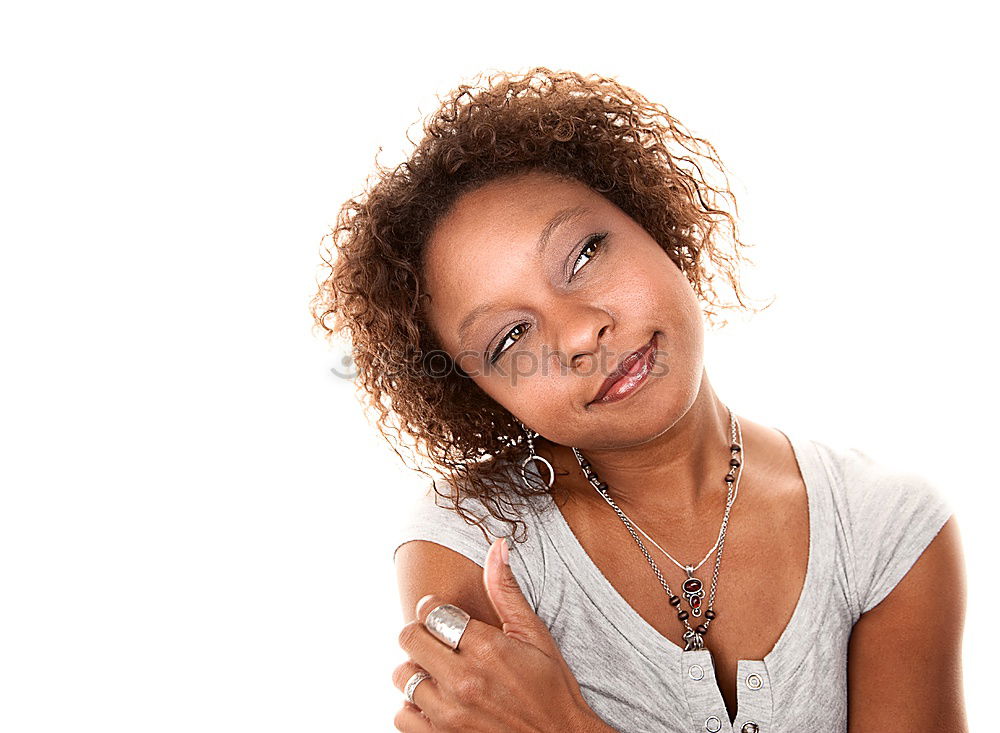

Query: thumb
[483,537,558,653]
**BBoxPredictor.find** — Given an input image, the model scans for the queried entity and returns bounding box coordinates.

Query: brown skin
[394,169,968,729]
[311,67,765,545]
[420,168,712,493]
[847,516,967,730]
[393,540,615,733]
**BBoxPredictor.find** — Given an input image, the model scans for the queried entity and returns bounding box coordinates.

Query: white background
[1,1,996,730]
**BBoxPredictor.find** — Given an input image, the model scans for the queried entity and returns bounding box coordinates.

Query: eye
[489,322,528,364]
[487,232,609,365]
[570,232,608,278]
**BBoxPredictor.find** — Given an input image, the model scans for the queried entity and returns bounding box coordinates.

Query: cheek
[609,249,688,317]
[471,359,578,422]
[616,252,704,361]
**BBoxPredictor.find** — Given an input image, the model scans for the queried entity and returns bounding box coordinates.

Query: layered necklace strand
[570,407,744,651]
[586,415,746,616]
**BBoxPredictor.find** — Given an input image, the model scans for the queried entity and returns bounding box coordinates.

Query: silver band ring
[424,603,472,650]
[404,670,431,705]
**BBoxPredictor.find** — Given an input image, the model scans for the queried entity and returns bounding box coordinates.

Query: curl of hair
[310,67,770,544]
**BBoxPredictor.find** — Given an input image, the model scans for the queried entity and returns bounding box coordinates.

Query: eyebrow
[456,205,591,348]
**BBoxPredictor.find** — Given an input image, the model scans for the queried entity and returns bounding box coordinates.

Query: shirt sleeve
[392,483,541,612]
[841,447,955,616]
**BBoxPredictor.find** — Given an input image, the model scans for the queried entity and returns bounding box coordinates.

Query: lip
[590,333,658,405]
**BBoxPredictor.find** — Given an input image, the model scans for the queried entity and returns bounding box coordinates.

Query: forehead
[429,172,595,254]
[421,172,602,347]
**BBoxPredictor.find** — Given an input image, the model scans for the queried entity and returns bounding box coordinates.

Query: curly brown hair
[310,67,768,543]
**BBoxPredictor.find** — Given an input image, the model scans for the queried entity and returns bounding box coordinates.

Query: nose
[551,300,614,371]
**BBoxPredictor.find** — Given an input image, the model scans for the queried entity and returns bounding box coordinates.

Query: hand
[392,537,607,732]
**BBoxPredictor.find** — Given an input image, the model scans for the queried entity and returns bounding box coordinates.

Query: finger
[414,593,447,622]
[393,701,433,732]
[403,614,505,678]
[414,594,507,661]
[482,539,548,645]
[398,618,473,682]
[391,659,445,718]
[391,659,428,693]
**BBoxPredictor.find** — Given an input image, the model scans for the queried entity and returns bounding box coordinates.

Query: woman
[311,68,967,731]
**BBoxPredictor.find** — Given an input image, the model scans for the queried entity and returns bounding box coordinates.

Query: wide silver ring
[424,603,471,651]
[404,670,431,704]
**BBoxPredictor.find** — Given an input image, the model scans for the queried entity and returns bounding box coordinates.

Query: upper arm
[394,539,503,628]
[847,515,968,731]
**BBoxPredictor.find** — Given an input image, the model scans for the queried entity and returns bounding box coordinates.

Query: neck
[537,371,739,517]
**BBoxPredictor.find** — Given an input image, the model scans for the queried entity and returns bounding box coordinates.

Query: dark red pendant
[682,569,706,617]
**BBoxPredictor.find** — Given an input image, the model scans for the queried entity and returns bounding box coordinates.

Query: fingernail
[500,537,510,566]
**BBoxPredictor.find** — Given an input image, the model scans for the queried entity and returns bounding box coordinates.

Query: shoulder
[812,439,956,617]
[845,511,967,727]
[392,463,547,614]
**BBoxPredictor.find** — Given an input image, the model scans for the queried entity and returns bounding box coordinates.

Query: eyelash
[487,232,609,364]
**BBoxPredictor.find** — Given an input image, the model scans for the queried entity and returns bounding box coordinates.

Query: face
[421,169,707,450]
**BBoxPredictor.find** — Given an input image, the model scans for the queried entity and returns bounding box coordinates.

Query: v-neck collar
[519,427,828,680]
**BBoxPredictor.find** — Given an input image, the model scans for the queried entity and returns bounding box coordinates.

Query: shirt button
[688,664,705,680]
[704,716,722,732]
[741,722,760,733]
[746,673,763,690]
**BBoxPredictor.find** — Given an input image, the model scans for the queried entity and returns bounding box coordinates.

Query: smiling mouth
[590,333,658,405]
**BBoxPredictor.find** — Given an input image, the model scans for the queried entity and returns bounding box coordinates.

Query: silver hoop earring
[519,421,554,490]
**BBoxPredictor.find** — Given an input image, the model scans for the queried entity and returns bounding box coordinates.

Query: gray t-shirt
[392,429,953,732]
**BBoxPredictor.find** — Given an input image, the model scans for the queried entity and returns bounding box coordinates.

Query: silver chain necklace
[608,448,744,577]
[570,406,744,651]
